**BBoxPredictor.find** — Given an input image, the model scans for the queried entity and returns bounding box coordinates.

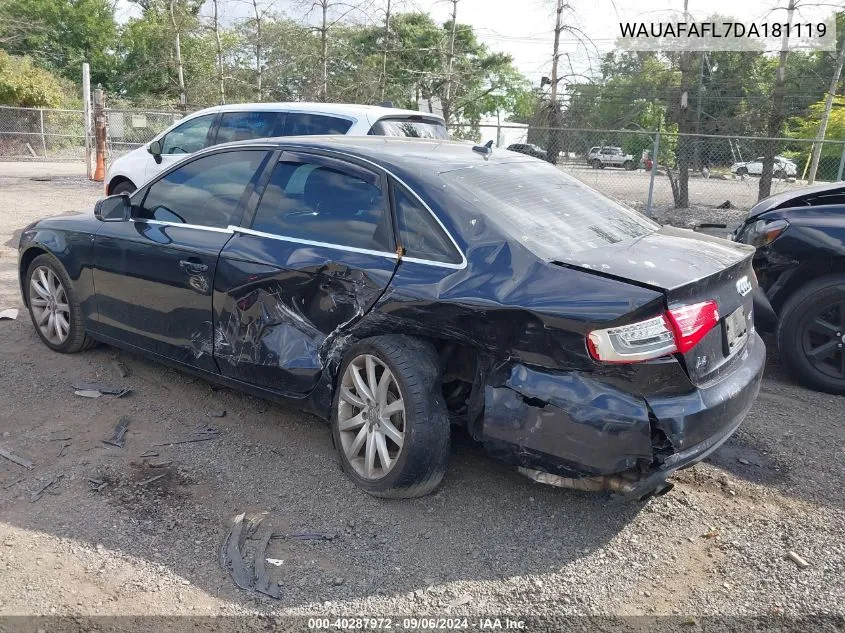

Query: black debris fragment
[88,478,108,492]
[49,434,72,442]
[75,390,101,399]
[147,460,172,468]
[73,382,132,397]
[30,474,62,502]
[254,527,281,599]
[154,427,221,447]
[103,416,130,448]
[272,531,336,542]
[56,442,70,458]
[207,410,226,418]
[113,361,130,378]
[221,513,252,591]
[139,450,159,458]
[0,447,33,470]
[137,473,167,487]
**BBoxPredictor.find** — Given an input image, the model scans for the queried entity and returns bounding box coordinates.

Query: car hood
[743,182,841,221]
[552,225,754,293]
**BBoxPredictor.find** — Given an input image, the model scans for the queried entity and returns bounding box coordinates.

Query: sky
[114,0,839,86]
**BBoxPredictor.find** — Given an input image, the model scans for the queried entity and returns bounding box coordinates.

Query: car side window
[392,183,461,265]
[215,111,284,145]
[160,114,216,154]
[283,113,353,136]
[251,159,392,251]
[136,150,268,228]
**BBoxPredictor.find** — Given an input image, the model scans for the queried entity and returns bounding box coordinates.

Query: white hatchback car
[730,155,798,178]
[105,103,447,194]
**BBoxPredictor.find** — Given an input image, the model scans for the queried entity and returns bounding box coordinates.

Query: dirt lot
[0,162,843,628]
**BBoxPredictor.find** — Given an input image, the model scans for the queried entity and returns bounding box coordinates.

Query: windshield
[441,160,659,259]
[370,118,449,139]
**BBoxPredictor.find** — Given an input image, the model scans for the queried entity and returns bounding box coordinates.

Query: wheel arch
[770,256,845,314]
[106,174,135,195]
[19,245,49,308]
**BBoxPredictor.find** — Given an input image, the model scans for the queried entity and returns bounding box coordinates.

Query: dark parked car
[506,143,547,161]
[19,138,764,500]
[735,182,845,394]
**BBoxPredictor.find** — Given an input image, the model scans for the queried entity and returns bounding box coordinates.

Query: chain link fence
[0,105,184,163]
[0,106,87,160]
[461,123,845,222]
[4,105,845,224]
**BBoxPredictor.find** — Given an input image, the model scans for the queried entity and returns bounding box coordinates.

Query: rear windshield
[370,118,448,139]
[441,160,658,258]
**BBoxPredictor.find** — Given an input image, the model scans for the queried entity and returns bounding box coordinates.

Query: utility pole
[169,0,187,109]
[379,0,391,101]
[319,0,328,101]
[694,52,705,170]
[82,62,92,180]
[252,0,263,101]
[550,0,564,105]
[759,0,795,200]
[808,35,845,184]
[212,0,225,104]
[442,0,458,125]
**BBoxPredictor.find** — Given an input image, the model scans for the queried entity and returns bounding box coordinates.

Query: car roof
[220,135,533,175]
[188,102,443,122]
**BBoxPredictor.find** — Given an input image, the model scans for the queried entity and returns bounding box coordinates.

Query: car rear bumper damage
[481,332,765,500]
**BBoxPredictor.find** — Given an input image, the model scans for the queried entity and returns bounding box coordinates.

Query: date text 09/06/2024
[307,617,528,630]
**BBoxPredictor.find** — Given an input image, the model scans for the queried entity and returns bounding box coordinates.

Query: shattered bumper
[482,332,765,498]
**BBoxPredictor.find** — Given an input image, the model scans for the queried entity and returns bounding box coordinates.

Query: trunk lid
[553,227,756,385]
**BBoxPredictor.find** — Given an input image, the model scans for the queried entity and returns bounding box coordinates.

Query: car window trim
[229,225,399,261]
[136,219,235,234]
[262,145,467,270]
[135,147,273,230]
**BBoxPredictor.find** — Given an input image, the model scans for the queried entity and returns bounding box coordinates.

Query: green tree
[0,50,65,106]
[0,0,117,88]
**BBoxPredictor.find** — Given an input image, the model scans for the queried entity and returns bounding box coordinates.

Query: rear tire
[623,160,634,170]
[111,180,136,195]
[25,253,96,353]
[331,335,450,498]
[591,159,601,169]
[777,274,845,394]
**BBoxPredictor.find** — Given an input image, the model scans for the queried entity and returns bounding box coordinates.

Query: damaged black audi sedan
[19,137,765,500]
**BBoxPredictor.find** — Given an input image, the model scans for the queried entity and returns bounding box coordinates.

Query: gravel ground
[0,163,843,630]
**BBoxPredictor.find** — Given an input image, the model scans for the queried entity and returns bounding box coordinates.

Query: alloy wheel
[29,266,70,345]
[337,354,406,480]
[802,300,845,380]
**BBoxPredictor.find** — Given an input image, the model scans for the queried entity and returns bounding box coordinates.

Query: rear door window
[369,117,448,139]
[392,182,461,265]
[283,114,353,136]
[252,158,392,252]
[136,150,268,228]
[215,111,284,144]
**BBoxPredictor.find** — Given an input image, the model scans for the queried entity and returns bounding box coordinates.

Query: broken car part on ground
[18,137,764,500]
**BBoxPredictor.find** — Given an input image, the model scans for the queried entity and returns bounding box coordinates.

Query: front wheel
[25,254,96,353]
[736,167,748,177]
[110,180,136,195]
[777,274,845,394]
[623,160,634,170]
[331,336,450,498]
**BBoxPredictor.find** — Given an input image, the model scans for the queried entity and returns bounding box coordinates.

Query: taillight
[588,300,720,363]
[665,300,720,353]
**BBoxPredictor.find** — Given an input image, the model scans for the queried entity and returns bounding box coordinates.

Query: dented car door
[213,151,399,395]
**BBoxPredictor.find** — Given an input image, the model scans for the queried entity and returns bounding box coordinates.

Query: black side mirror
[148,139,163,164]
[94,194,131,222]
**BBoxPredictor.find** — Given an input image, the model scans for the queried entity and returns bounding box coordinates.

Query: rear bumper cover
[482,332,765,495]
